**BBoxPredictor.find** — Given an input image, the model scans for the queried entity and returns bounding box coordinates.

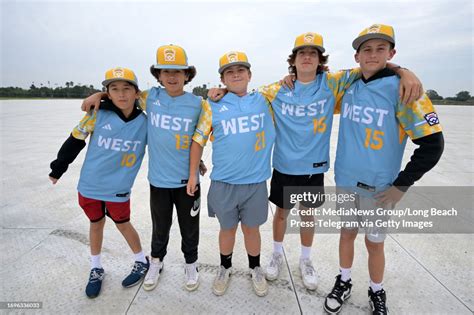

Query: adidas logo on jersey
[219,105,229,112]
[284,91,293,97]
[153,100,161,106]
[102,124,112,130]
[347,89,354,95]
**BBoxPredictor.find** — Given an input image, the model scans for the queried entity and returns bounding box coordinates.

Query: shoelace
[131,262,141,274]
[217,267,228,281]
[90,269,102,281]
[329,281,347,299]
[303,261,315,276]
[253,268,264,282]
[145,261,161,279]
[269,254,282,268]
[186,264,197,280]
[372,291,387,313]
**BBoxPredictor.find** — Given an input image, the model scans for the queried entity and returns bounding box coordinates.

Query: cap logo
[303,33,314,43]
[113,68,124,78]
[226,52,238,63]
[164,48,176,62]
[367,24,381,34]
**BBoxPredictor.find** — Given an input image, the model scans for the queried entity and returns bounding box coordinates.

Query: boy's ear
[248,70,252,81]
[354,52,360,63]
[388,48,396,60]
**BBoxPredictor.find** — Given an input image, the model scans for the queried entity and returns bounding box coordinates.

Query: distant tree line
[426,90,473,103]
[1,83,472,104]
[0,82,101,98]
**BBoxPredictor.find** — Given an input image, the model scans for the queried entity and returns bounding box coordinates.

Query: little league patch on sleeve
[424,112,440,126]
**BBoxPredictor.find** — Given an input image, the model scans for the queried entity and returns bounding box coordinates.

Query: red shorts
[78,192,130,223]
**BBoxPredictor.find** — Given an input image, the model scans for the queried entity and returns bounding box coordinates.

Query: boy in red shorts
[49,67,149,298]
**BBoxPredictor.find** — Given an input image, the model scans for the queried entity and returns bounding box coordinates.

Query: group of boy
[49,23,443,314]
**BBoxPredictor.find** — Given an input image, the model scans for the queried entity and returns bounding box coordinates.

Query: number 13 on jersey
[175,134,190,150]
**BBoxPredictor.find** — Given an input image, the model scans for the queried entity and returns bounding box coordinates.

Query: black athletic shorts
[269,169,325,209]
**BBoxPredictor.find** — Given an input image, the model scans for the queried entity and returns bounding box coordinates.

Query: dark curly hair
[287,49,329,78]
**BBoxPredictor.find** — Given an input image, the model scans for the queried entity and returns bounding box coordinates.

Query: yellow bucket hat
[154,44,191,70]
[352,24,395,50]
[102,67,138,88]
[293,32,325,53]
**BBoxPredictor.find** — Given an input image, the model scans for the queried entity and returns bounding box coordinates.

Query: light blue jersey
[335,73,442,193]
[144,87,202,188]
[78,110,147,202]
[193,92,276,184]
[259,70,361,175]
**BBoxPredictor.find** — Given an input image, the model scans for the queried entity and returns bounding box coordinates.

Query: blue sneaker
[85,268,105,298]
[122,257,149,288]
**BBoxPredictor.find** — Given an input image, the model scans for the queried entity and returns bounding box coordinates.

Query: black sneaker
[324,274,352,314]
[122,257,149,288]
[368,287,388,314]
[85,268,105,298]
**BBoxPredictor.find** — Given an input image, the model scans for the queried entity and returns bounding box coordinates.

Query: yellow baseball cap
[102,67,138,88]
[352,24,395,50]
[154,44,190,70]
[218,51,251,74]
[293,32,325,53]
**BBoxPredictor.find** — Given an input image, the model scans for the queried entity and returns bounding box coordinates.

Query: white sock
[300,245,311,260]
[134,251,147,264]
[91,254,102,269]
[273,241,283,254]
[370,279,383,292]
[340,267,352,282]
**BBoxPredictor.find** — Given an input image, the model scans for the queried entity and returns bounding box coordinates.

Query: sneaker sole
[253,286,268,297]
[212,279,230,296]
[323,292,352,314]
[265,271,279,281]
[185,280,200,292]
[303,280,318,291]
[212,284,229,296]
[123,275,148,288]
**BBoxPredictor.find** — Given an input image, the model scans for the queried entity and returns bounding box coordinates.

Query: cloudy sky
[2,0,472,97]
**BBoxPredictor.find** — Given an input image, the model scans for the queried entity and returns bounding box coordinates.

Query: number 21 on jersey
[255,131,266,151]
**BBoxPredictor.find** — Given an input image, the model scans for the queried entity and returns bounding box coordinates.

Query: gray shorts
[337,187,390,243]
[208,181,269,230]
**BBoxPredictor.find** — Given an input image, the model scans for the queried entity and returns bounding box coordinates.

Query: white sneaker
[212,266,232,296]
[184,262,200,291]
[250,266,268,297]
[265,252,284,281]
[299,258,318,290]
[143,257,163,291]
